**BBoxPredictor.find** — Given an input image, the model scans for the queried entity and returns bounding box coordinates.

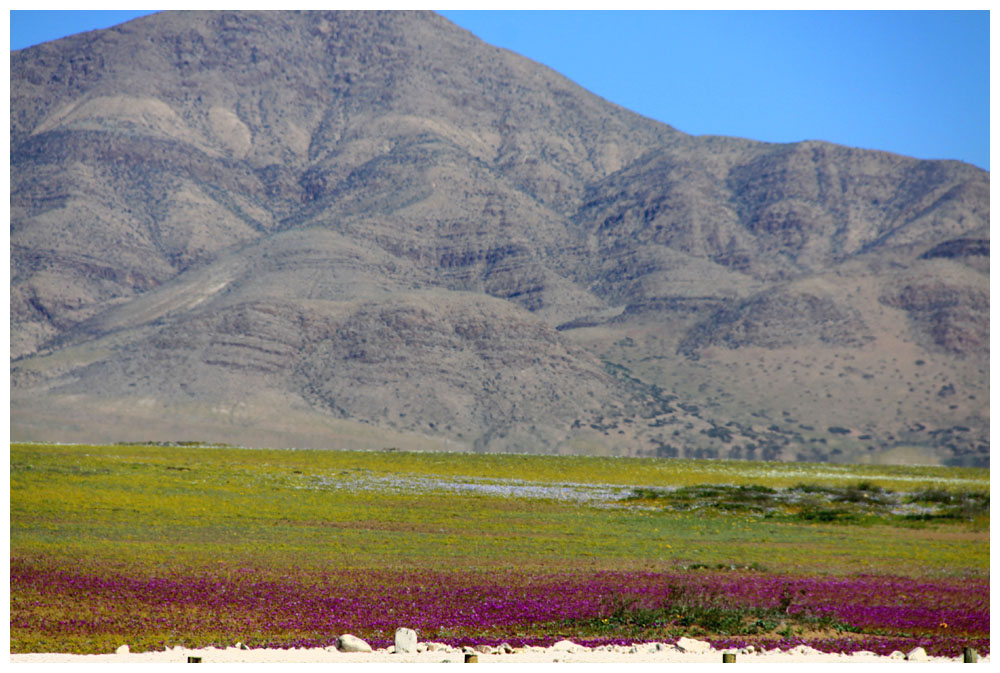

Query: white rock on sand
[335,634,372,653]
[9,641,986,664]
[675,636,712,653]
[550,639,582,652]
[394,627,417,653]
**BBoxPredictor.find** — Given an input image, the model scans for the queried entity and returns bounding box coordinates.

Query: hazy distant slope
[11,10,989,465]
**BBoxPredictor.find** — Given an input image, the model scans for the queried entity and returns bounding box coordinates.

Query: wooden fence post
[723,653,736,663]
[465,653,478,663]
[963,647,979,663]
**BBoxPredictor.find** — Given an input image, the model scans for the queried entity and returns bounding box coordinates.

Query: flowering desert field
[10,443,989,659]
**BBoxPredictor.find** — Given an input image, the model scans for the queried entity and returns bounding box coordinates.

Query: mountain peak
[11,11,988,466]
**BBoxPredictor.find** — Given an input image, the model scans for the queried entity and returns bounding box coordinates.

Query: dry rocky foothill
[10,10,988,466]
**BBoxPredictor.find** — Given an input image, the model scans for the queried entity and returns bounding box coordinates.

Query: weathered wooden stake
[465,653,478,663]
[723,652,736,663]
[963,647,979,663]
[187,656,202,663]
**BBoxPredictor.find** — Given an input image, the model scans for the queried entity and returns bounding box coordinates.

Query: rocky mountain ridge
[11,11,989,465]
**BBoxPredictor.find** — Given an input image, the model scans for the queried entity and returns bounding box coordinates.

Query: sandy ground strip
[10,642,987,664]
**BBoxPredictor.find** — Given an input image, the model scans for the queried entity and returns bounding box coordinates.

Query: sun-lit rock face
[11,11,989,465]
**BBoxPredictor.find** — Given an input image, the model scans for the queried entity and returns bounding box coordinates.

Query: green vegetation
[10,443,988,577]
[626,481,989,527]
[9,443,989,655]
[573,595,851,641]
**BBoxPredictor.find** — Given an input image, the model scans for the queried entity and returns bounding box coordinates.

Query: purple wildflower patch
[10,558,988,657]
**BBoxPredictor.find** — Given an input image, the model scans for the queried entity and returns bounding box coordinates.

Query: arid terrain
[11,640,983,664]
[11,10,989,465]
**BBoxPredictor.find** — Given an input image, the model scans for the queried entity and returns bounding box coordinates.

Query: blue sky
[10,10,990,170]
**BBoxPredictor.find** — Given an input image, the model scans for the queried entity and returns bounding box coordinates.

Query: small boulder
[906,647,928,662]
[675,637,712,653]
[499,643,514,654]
[474,645,494,654]
[551,639,580,652]
[337,634,373,653]
[115,645,129,655]
[889,651,905,660]
[394,627,418,653]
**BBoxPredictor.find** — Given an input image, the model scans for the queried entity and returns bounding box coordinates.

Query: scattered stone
[499,643,514,654]
[416,643,427,653]
[628,646,639,654]
[115,645,129,655]
[474,645,493,654]
[394,627,418,654]
[675,637,712,653]
[551,639,580,652]
[906,647,928,662]
[889,651,905,660]
[337,634,373,653]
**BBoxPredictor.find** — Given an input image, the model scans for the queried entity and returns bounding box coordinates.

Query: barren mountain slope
[11,10,989,464]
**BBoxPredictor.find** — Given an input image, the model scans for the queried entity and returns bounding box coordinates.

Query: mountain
[11,10,989,466]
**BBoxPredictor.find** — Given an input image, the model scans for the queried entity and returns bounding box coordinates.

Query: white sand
[10,641,986,664]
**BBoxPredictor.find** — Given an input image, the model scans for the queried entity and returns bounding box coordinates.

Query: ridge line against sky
[9,9,990,171]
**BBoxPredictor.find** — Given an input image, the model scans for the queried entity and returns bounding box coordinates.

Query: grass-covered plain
[10,442,989,655]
